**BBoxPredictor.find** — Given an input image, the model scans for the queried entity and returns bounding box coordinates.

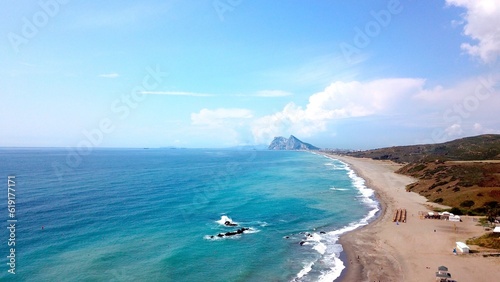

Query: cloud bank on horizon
[1,0,499,149]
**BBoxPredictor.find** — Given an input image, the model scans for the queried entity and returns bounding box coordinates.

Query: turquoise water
[0,149,378,281]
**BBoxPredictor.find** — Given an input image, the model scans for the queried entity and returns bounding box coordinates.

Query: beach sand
[329,155,500,282]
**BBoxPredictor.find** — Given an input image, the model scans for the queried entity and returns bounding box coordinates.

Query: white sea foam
[204,234,241,240]
[208,216,260,241]
[293,154,380,282]
[324,161,347,170]
[296,261,314,279]
[216,215,237,226]
[329,187,349,191]
[258,221,269,227]
[244,228,260,234]
[309,233,326,255]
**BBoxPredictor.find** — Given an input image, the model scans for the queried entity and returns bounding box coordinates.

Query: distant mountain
[345,134,500,163]
[268,135,320,150]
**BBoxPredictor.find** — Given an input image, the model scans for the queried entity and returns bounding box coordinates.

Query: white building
[456,241,470,253]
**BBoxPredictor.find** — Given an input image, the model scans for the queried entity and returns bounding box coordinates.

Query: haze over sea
[0,148,378,281]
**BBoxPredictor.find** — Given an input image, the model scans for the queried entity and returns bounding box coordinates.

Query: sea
[0,148,379,281]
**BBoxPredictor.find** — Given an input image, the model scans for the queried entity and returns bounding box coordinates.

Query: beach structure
[424,211,461,221]
[493,226,500,233]
[456,241,470,253]
[425,211,441,219]
[435,265,452,281]
[393,208,407,223]
[439,211,452,220]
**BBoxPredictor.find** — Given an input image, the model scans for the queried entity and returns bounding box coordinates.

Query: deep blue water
[0,148,378,281]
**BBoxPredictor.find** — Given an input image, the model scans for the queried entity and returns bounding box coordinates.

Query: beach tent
[494,226,500,233]
[456,242,470,253]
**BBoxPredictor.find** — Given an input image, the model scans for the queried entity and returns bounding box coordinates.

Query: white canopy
[494,226,500,233]
[456,241,470,253]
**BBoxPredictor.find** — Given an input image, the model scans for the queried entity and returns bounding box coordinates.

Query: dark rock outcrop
[224,221,237,227]
[215,228,250,238]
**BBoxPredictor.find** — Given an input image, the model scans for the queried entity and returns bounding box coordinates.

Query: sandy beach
[328,155,500,282]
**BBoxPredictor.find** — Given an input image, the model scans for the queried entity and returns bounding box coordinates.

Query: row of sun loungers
[393,208,407,223]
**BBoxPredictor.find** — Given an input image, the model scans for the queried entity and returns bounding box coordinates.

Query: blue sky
[1,0,499,149]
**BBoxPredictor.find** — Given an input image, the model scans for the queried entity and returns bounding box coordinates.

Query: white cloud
[447,0,500,63]
[186,76,499,146]
[445,123,463,136]
[255,90,293,97]
[191,108,253,127]
[189,108,255,146]
[473,122,484,132]
[251,78,426,143]
[99,73,119,78]
[472,122,500,135]
[140,91,214,97]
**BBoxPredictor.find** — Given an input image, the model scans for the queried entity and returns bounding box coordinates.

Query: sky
[1,0,499,149]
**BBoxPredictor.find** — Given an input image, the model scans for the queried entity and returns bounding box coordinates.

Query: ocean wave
[204,234,241,241]
[295,261,314,279]
[216,215,237,226]
[291,231,345,282]
[329,187,349,191]
[293,155,380,282]
[324,162,348,170]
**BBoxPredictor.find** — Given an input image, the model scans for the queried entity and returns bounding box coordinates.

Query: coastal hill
[345,134,500,163]
[338,134,500,216]
[268,135,320,150]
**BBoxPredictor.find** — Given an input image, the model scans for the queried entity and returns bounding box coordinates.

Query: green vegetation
[466,233,500,250]
[344,134,500,217]
[346,134,500,163]
[460,200,475,208]
[449,207,463,215]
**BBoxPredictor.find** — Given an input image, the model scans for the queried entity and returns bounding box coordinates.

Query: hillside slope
[346,134,500,163]
[342,134,500,215]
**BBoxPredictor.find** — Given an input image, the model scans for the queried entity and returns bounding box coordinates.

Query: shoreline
[325,154,500,282]
[333,154,400,281]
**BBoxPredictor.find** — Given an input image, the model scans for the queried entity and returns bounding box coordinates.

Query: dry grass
[466,232,500,250]
[398,161,500,213]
